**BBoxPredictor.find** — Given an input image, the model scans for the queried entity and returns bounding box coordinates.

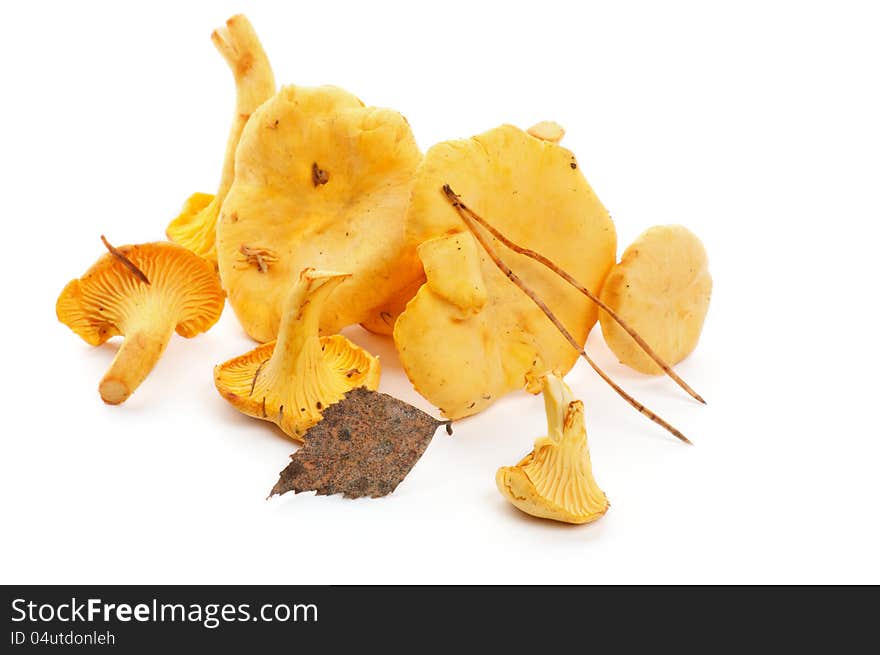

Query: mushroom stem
[264,270,350,380]
[98,322,175,405]
[244,269,357,438]
[211,14,276,200]
[542,374,574,443]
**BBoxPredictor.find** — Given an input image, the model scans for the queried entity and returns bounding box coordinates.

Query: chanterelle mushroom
[166,14,276,264]
[56,240,225,405]
[599,225,712,374]
[214,268,381,440]
[496,374,609,524]
[394,124,616,419]
[215,83,422,342]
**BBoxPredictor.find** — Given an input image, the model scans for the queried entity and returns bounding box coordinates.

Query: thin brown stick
[448,192,705,405]
[442,184,691,444]
[100,235,150,285]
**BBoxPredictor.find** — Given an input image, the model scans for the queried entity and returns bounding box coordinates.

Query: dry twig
[100,235,150,285]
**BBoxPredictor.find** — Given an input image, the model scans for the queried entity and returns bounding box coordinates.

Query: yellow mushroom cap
[216,83,423,342]
[56,242,225,404]
[599,225,712,375]
[496,374,609,525]
[394,124,616,419]
[214,268,381,440]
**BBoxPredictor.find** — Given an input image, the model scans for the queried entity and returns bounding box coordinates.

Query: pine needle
[100,235,150,285]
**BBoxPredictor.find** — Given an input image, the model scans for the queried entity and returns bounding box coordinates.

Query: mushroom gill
[56,240,225,405]
[496,374,609,524]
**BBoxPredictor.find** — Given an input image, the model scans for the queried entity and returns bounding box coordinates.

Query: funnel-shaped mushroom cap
[166,14,276,263]
[56,241,225,404]
[216,83,423,342]
[600,225,712,375]
[214,268,381,440]
[394,124,616,419]
[496,374,609,524]
[166,192,217,261]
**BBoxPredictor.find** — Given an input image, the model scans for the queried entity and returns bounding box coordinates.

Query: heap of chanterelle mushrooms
[56,13,712,522]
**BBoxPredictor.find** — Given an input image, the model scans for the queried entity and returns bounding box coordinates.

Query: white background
[2,0,878,584]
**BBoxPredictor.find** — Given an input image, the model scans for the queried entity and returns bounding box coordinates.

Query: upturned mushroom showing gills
[215,82,422,342]
[214,268,381,440]
[56,239,225,405]
[496,374,609,525]
[394,124,616,419]
[166,14,276,264]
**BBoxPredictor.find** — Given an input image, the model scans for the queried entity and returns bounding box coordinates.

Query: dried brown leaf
[270,387,452,499]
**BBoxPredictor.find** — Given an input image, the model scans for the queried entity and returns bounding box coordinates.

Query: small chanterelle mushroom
[56,240,225,405]
[496,374,609,525]
[599,225,712,375]
[214,268,381,440]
